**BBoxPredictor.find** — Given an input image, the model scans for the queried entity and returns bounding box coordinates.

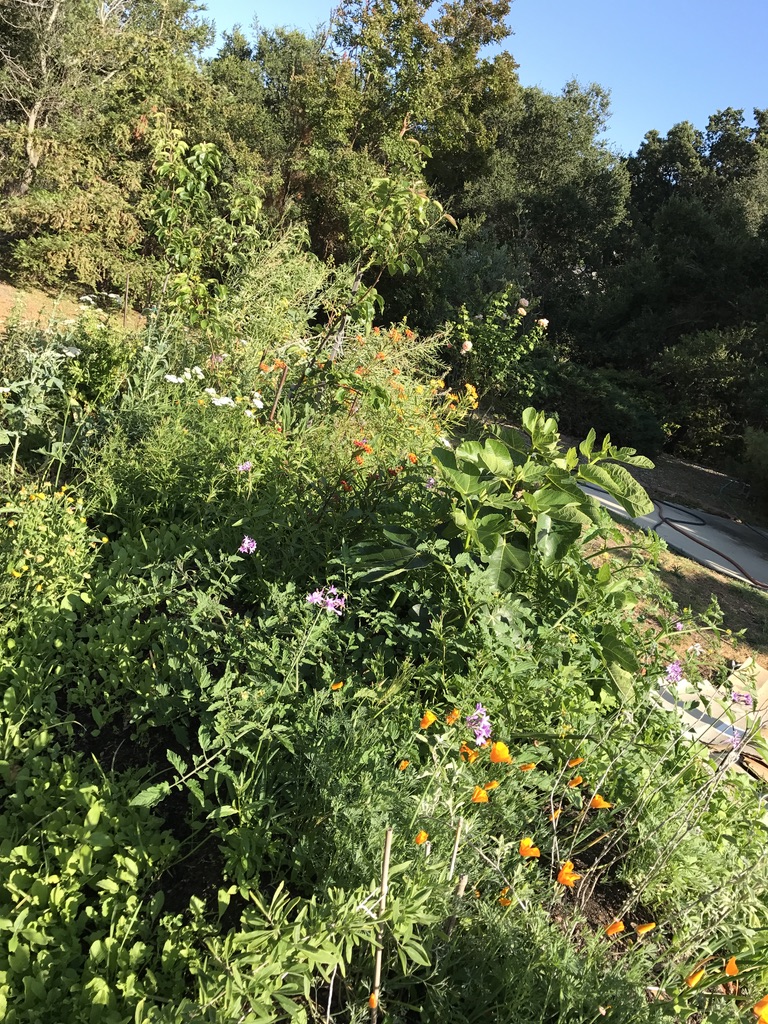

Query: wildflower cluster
[306,585,346,616]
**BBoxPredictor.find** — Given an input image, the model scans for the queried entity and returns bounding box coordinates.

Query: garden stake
[443,873,468,937]
[123,273,129,327]
[448,817,463,880]
[370,827,393,1023]
[269,362,289,422]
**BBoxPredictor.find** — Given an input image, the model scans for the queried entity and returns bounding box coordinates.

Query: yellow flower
[549,808,562,822]
[605,921,624,937]
[489,741,512,764]
[420,710,437,729]
[519,837,540,858]
[725,956,739,977]
[685,967,706,988]
[331,681,344,691]
[471,786,489,803]
[557,861,581,887]
[414,830,428,845]
[635,923,656,936]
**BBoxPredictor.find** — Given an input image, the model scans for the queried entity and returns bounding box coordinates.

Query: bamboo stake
[443,874,468,937]
[370,827,393,1023]
[123,273,129,327]
[447,817,463,881]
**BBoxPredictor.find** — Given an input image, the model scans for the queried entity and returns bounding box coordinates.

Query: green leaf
[577,462,653,518]
[129,782,172,808]
[484,533,529,589]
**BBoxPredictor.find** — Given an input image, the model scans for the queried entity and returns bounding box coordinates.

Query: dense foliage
[1,7,768,1019]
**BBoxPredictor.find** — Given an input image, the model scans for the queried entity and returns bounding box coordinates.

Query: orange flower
[471,786,489,803]
[484,780,500,790]
[407,453,418,464]
[557,861,581,887]
[460,742,479,763]
[398,760,410,771]
[753,995,768,1021]
[445,708,461,726]
[567,756,584,767]
[498,886,511,907]
[549,808,562,822]
[590,794,613,809]
[725,957,739,977]
[605,921,624,937]
[331,681,344,691]
[519,762,536,772]
[375,351,386,360]
[259,361,271,372]
[354,455,364,466]
[420,710,437,729]
[414,830,428,845]
[685,967,706,988]
[490,741,512,764]
[568,775,584,788]
[340,479,353,492]
[368,993,378,1009]
[519,837,540,858]
[635,923,656,936]
[273,358,287,370]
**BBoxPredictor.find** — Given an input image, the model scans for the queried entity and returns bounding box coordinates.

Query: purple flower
[675,621,683,631]
[731,691,753,707]
[665,661,684,683]
[731,727,745,750]
[237,461,253,473]
[466,703,492,746]
[424,477,436,490]
[238,535,257,554]
[306,585,346,616]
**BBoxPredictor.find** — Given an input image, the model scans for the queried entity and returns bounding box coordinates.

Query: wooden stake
[370,827,393,1023]
[443,874,468,937]
[448,817,463,881]
[123,273,130,327]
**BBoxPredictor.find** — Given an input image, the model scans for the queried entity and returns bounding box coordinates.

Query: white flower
[182,368,192,380]
[204,387,217,396]
[191,366,204,378]
[519,297,530,307]
[251,392,264,409]
[211,396,235,407]
[62,346,82,358]
[461,340,473,354]
[536,318,549,329]
[439,437,452,449]
[244,409,255,417]
[164,373,185,384]
[517,307,527,316]
[0,386,12,395]
[687,643,703,656]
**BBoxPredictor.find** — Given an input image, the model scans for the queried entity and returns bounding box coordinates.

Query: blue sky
[201,0,768,155]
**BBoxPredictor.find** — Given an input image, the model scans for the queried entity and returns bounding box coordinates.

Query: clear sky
[201,0,768,155]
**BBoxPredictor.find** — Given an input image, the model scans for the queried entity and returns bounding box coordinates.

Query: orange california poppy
[460,742,479,763]
[549,808,562,822]
[420,710,437,728]
[568,775,584,788]
[635,923,656,936]
[519,837,541,858]
[398,760,410,771]
[471,786,489,803]
[484,780,500,790]
[753,995,768,1020]
[685,968,706,988]
[557,861,581,887]
[414,830,429,845]
[567,756,584,767]
[519,762,536,771]
[605,921,625,937]
[368,993,378,1009]
[498,896,512,907]
[445,708,461,726]
[331,681,344,691]
[590,794,613,809]
[725,957,739,977]
[490,741,512,764]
